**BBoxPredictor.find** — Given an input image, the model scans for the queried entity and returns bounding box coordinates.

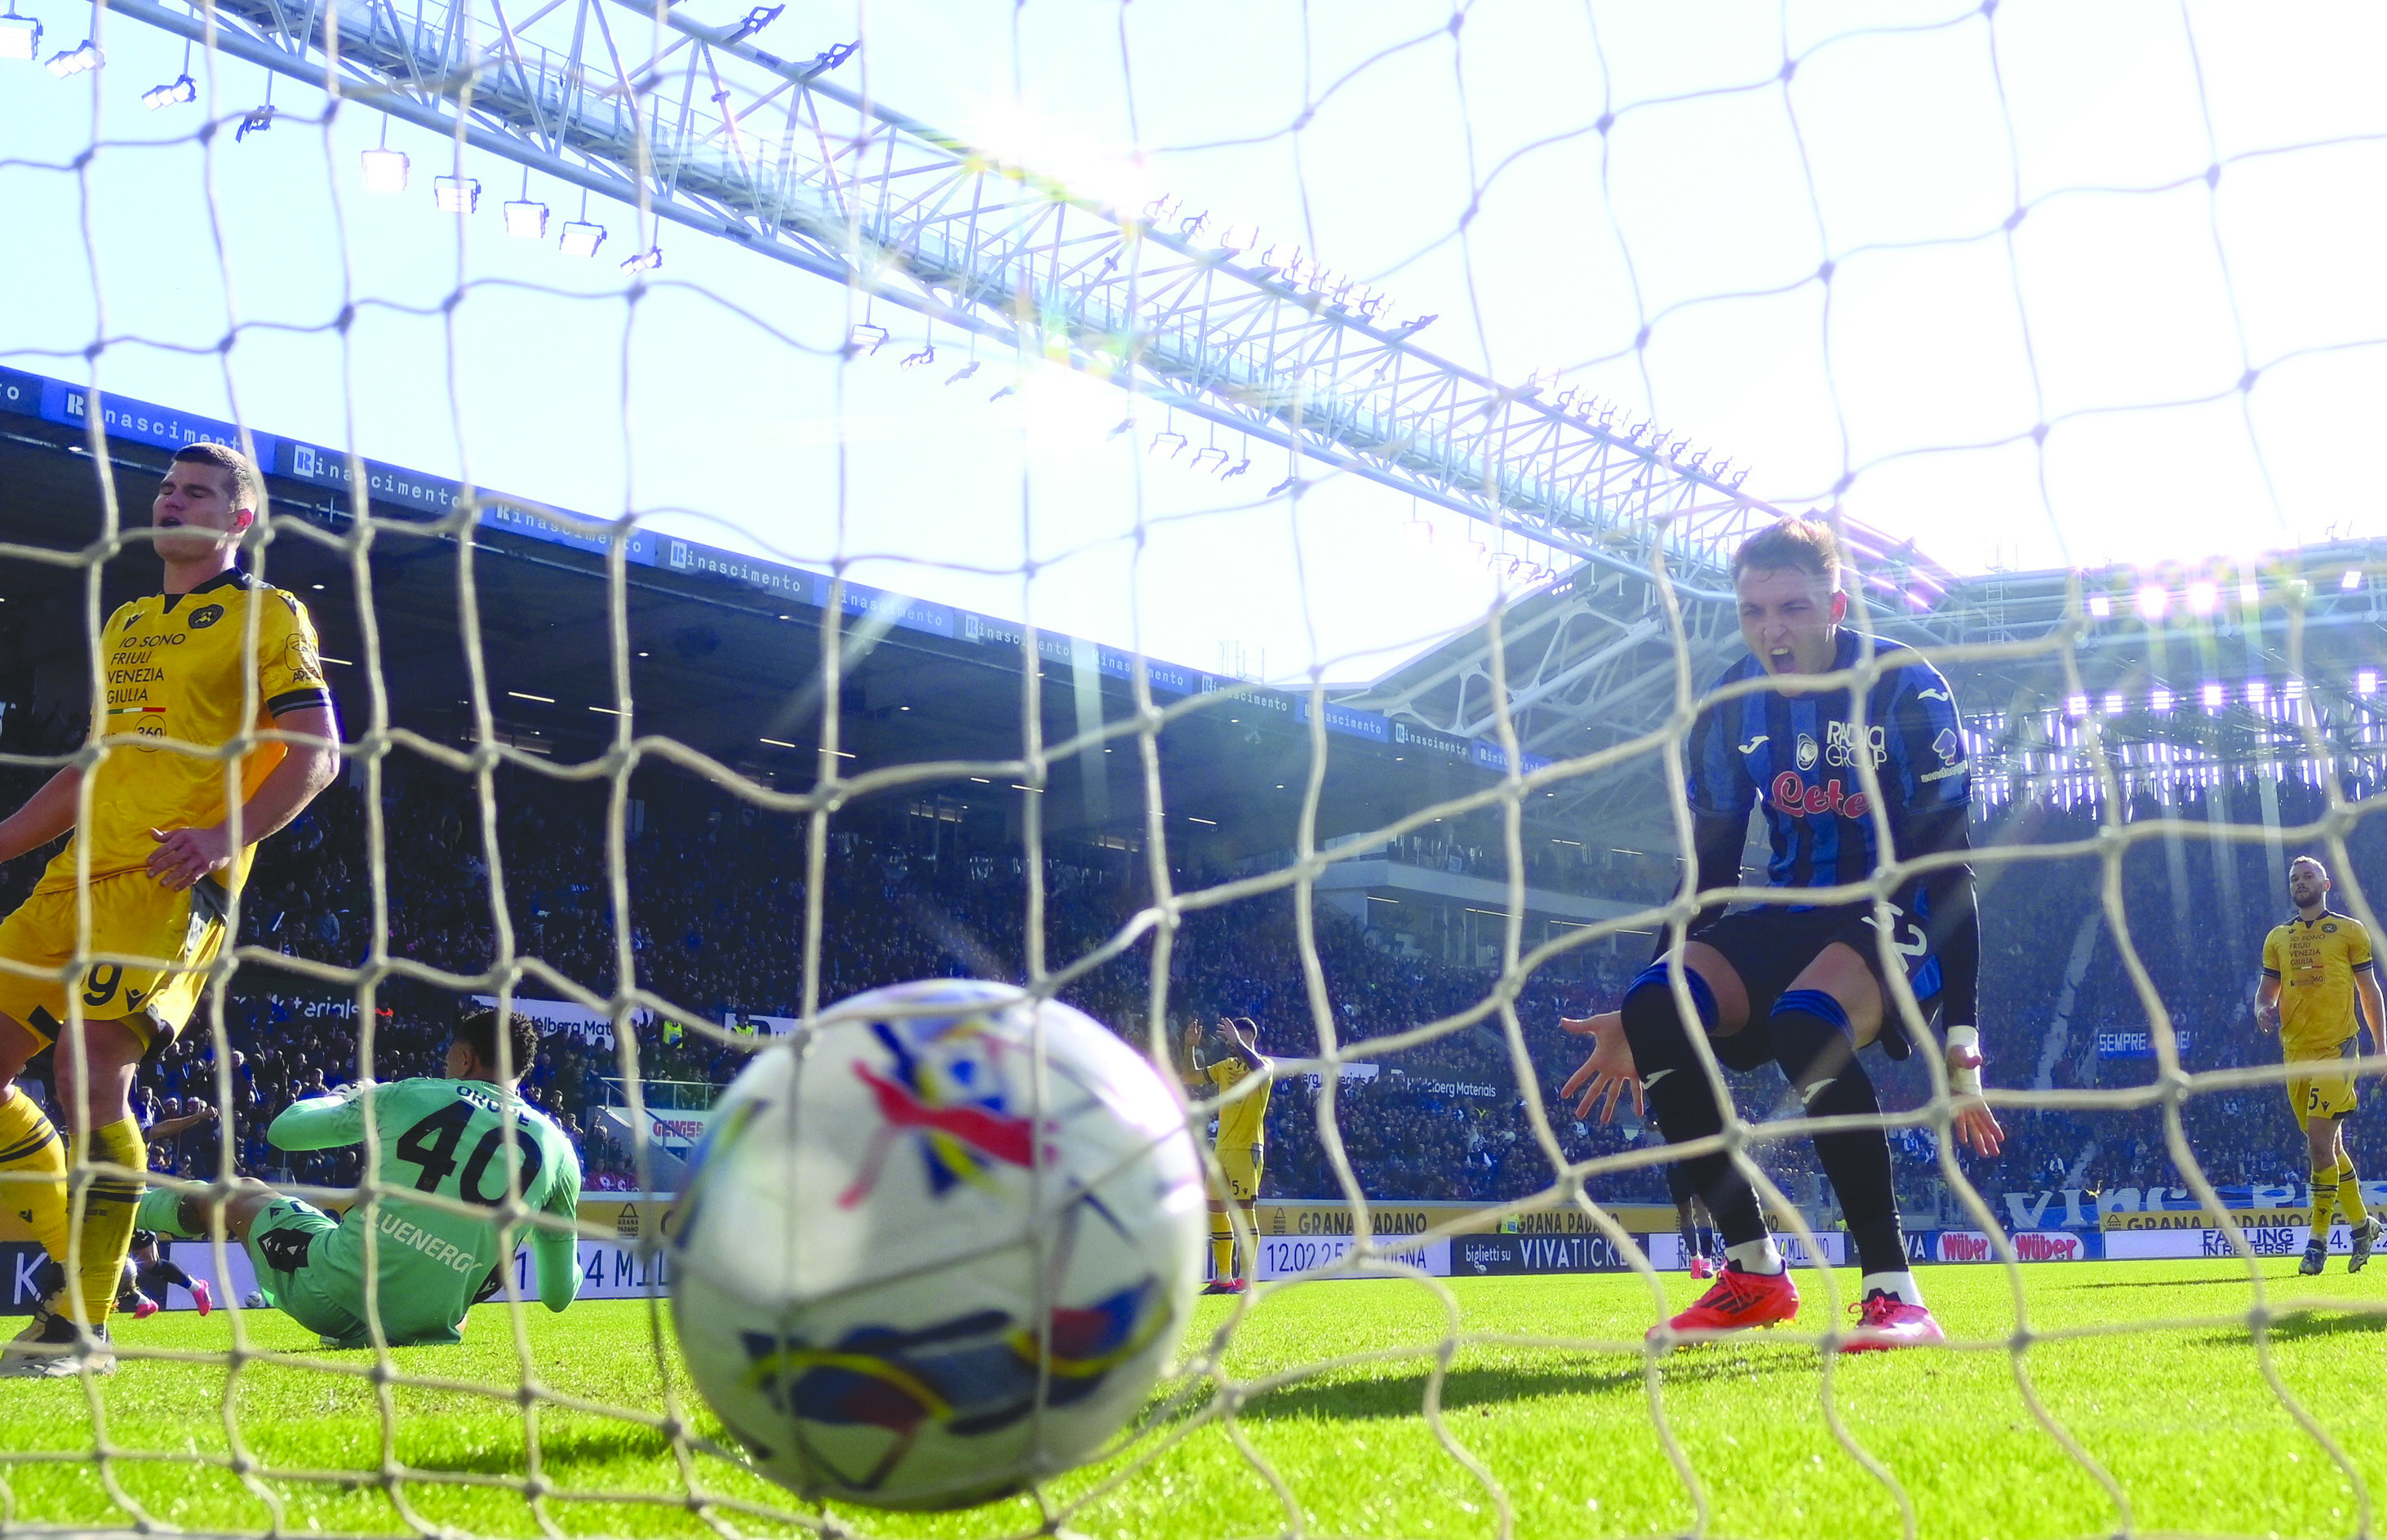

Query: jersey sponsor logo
[186,603,224,629]
[1932,728,1959,762]
[1768,770,1872,821]
[376,1206,485,1274]
[1920,763,1966,783]
[1824,720,1886,768]
[285,633,325,686]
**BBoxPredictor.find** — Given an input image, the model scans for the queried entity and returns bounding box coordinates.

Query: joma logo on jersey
[1768,770,1870,820]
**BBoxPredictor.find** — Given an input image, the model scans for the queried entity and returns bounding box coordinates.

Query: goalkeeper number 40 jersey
[268,1077,583,1341]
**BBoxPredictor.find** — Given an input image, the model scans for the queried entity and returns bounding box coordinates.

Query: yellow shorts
[0,873,228,1051]
[1211,1145,1262,1204]
[2291,1068,2358,1129]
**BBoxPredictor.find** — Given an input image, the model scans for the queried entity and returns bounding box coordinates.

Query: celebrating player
[135,1009,582,1347]
[1560,517,2003,1350]
[1182,1016,1271,1296]
[2254,855,2385,1275]
[115,1231,213,1320]
[0,443,338,1376]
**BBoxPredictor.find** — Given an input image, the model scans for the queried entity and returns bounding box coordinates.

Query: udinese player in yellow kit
[2256,854,2387,1276]
[0,444,339,1375]
[1178,1016,1271,1296]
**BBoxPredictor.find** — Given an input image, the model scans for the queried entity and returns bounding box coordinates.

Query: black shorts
[1687,902,1939,1071]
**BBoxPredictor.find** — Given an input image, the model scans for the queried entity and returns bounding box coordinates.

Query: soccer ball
[668,979,1206,1511]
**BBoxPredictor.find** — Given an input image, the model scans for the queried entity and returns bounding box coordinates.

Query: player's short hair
[1232,1015,1260,1043]
[171,442,267,521]
[455,1007,543,1078]
[2291,854,2328,877]
[1732,517,1840,588]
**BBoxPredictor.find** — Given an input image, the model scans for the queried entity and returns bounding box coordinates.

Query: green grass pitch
[2,1260,2382,1538]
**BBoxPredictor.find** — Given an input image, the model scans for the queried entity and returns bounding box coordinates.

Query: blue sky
[2,0,2381,683]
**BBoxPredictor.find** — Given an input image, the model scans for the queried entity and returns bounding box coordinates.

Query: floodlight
[2201,681,2225,709]
[2065,694,2088,718]
[359,146,409,193]
[2150,687,2174,713]
[557,220,605,257]
[1401,517,1432,548]
[2088,592,2112,619]
[43,36,96,75]
[2103,692,2125,715]
[140,71,193,107]
[2360,670,2379,698]
[433,175,480,213]
[619,246,663,274]
[502,199,548,238]
[2344,568,2364,591]
[2239,578,2260,606]
[235,104,273,139]
[2185,579,2217,615]
[2136,584,2167,620]
[2247,680,2267,704]
[0,11,40,60]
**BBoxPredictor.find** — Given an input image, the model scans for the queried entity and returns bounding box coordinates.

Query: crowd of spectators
[2,698,2383,1224]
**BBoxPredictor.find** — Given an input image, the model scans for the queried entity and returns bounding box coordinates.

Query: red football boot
[189,1280,213,1319]
[1838,1291,1946,1352]
[1200,1278,1249,1297]
[1649,1262,1799,1345]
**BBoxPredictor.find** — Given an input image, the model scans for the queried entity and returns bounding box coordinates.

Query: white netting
[2,2,2386,1536]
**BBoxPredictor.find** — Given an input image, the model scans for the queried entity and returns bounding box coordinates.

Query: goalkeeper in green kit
[135,1009,582,1347]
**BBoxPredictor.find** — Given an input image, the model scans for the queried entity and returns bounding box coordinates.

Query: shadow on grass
[2060,1277,2275,1290]
[1235,1347,1816,1423]
[2196,1310,2387,1347]
[394,1418,678,1478]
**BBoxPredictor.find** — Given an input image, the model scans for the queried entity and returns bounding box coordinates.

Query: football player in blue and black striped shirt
[1563,517,2003,1350]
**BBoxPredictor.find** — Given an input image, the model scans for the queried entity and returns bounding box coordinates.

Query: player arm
[267,1085,369,1152]
[1670,811,1747,952]
[0,763,83,866]
[149,703,340,891]
[2254,969,2281,1034]
[532,1165,582,1313]
[2358,965,2385,1057]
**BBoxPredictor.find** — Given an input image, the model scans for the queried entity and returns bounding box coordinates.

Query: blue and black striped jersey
[1685,630,1970,889]
[1681,629,1980,1022]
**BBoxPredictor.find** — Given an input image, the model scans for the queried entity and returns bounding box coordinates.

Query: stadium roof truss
[113,0,1812,597]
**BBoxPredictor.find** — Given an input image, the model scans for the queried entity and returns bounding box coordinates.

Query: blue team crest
[1796,734,1818,770]
[1932,729,1959,762]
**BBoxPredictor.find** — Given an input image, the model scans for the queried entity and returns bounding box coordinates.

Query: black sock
[1770,989,1906,1280]
[1623,969,1765,1247]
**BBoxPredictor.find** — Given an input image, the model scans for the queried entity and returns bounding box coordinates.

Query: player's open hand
[148,823,233,891]
[1945,1026,2003,1156]
[1559,1012,1640,1123]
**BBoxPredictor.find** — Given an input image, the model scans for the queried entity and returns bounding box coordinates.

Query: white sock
[1861,1270,1923,1306]
[1725,1237,1784,1275]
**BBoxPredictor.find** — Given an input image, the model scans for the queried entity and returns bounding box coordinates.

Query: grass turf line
[0,1260,2380,1538]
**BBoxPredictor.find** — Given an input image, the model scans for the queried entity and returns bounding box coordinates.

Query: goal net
[2,0,2385,1535]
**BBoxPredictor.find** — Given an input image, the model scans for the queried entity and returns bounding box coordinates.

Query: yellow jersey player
[2256,854,2387,1275]
[1182,1016,1270,1296]
[0,443,339,1375]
